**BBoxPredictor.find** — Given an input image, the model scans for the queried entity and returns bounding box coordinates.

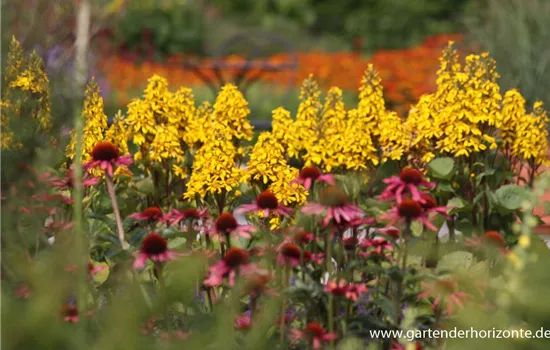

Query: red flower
[417,277,469,315]
[324,280,368,301]
[380,199,445,231]
[276,242,303,267]
[83,141,133,177]
[163,207,208,226]
[293,230,314,245]
[128,206,165,222]
[290,322,337,349]
[63,305,79,323]
[212,212,256,239]
[302,187,364,227]
[204,247,263,287]
[236,190,292,218]
[50,168,100,189]
[465,231,507,254]
[235,313,252,331]
[379,169,435,204]
[133,232,180,269]
[291,166,335,190]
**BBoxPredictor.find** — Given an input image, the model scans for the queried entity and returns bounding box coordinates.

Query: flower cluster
[1,37,52,149]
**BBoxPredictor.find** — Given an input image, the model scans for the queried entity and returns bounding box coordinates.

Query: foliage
[464,0,550,117]
[211,0,472,52]
[115,0,206,59]
[3,37,550,350]
[101,33,464,117]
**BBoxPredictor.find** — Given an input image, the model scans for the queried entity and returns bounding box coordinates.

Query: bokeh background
[2,0,549,129]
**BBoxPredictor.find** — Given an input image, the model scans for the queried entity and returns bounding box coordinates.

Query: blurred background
[1,0,549,127]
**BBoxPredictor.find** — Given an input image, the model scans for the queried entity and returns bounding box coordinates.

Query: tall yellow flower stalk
[184,123,243,211]
[66,80,130,176]
[408,43,502,161]
[210,83,254,142]
[511,102,549,183]
[1,37,52,149]
[245,131,307,205]
[288,75,323,159]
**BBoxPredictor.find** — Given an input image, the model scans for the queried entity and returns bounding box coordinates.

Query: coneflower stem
[326,231,335,347]
[280,265,289,344]
[105,174,128,250]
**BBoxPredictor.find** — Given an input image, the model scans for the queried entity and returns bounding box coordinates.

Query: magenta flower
[291,166,335,190]
[420,194,450,219]
[83,141,133,177]
[379,199,441,231]
[211,212,256,239]
[50,168,100,189]
[290,322,337,349]
[302,186,363,227]
[417,277,470,316]
[163,207,208,226]
[324,280,368,301]
[276,242,303,267]
[63,305,79,323]
[379,169,435,204]
[204,247,262,287]
[235,313,252,330]
[133,232,180,269]
[236,190,292,218]
[128,206,165,222]
[345,283,368,302]
[360,237,394,255]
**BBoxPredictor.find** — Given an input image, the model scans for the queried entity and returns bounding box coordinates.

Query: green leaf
[447,197,465,214]
[337,337,365,350]
[495,184,528,210]
[437,251,473,271]
[428,157,455,179]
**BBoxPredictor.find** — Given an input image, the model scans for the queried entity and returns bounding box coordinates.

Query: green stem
[280,266,289,344]
[105,174,128,250]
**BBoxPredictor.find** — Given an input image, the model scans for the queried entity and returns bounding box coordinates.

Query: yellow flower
[185,128,243,200]
[66,80,109,163]
[210,84,254,141]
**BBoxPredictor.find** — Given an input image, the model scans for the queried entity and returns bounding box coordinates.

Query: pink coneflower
[345,283,368,302]
[324,280,348,297]
[128,206,165,222]
[378,227,400,240]
[63,305,79,323]
[324,280,368,301]
[133,232,180,269]
[360,237,394,255]
[465,231,507,254]
[293,230,314,245]
[163,207,208,226]
[235,313,252,330]
[343,236,358,251]
[65,262,107,279]
[420,194,450,219]
[302,186,363,227]
[379,199,439,231]
[15,283,31,299]
[213,212,255,239]
[83,141,133,177]
[417,278,469,316]
[236,190,292,218]
[277,242,303,267]
[290,322,337,349]
[50,168,100,189]
[379,168,435,204]
[204,247,261,287]
[291,166,335,190]
[244,273,277,297]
